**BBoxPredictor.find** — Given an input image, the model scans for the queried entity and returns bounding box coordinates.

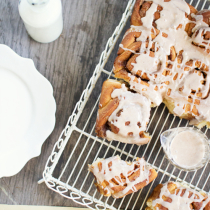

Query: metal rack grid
[42,0,210,209]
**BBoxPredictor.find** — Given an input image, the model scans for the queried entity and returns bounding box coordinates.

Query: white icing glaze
[141,3,158,26]
[90,156,151,198]
[155,0,189,29]
[170,130,205,168]
[118,0,210,125]
[152,182,209,210]
[129,74,166,106]
[181,72,203,95]
[106,84,151,145]
[132,53,159,73]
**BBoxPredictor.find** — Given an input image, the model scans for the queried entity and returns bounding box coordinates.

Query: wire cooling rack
[42,0,210,209]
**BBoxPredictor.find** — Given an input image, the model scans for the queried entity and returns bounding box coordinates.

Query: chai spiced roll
[146,181,210,210]
[95,79,151,145]
[89,155,157,198]
[113,0,210,128]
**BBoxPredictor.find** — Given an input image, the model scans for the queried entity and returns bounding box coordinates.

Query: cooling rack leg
[38,178,44,184]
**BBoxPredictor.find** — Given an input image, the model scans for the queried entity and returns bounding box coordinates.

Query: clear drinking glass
[160,127,210,171]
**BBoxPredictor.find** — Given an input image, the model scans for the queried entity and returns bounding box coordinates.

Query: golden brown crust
[118,29,142,55]
[95,79,122,138]
[204,200,210,210]
[99,79,122,108]
[197,10,210,25]
[188,4,198,15]
[96,98,119,137]
[114,42,143,74]
[130,0,145,26]
[146,184,164,210]
[114,69,132,82]
[185,5,197,36]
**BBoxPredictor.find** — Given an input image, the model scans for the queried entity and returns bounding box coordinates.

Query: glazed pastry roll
[146,181,210,210]
[114,0,198,106]
[95,79,151,145]
[130,0,197,27]
[112,0,210,128]
[114,36,168,106]
[89,155,157,198]
[164,69,210,127]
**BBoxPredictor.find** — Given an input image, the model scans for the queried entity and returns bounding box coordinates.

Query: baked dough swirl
[113,0,210,127]
[146,181,210,210]
[89,155,157,198]
[95,79,151,145]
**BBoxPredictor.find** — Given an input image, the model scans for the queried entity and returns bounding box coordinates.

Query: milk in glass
[19,0,63,43]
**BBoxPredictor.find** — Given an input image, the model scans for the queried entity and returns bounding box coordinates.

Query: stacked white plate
[0,44,56,178]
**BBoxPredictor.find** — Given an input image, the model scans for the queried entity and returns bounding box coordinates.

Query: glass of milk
[18,0,63,43]
[160,127,210,171]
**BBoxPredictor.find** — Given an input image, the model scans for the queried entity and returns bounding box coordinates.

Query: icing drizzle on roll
[106,84,151,145]
[152,182,210,210]
[89,156,151,198]
[117,0,210,125]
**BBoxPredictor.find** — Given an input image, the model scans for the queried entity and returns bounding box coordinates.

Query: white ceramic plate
[0,44,56,178]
